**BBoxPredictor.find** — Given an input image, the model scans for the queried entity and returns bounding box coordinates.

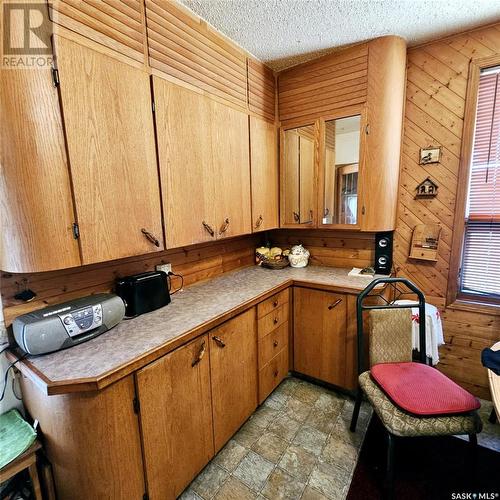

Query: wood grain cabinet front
[209,308,258,452]
[154,78,252,248]
[293,287,347,387]
[136,335,214,500]
[54,35,164,264]
[250,116,279,232]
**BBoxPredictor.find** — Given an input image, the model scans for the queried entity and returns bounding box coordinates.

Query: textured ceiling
[179,0,500,71]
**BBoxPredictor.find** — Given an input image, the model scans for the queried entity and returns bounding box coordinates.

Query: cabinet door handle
[202,221,215,237]
[293,211,300,222]
[273,317,279,324]
[273,300,279,307]
[213,335,226,348]
[365,124,370,135]
[191,341,206,367]
[219,218,230,235]
[141,228,160,247]
[255,215,263,228]
[361,206,366,216]
[273,340,279,347]
[274,370,279,377]
[328,299,342,310]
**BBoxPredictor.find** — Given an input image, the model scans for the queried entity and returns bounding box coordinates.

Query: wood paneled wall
[271,230,375,269]
[278,43,368,124]
[395,23,500,399]
[0,235,261,328]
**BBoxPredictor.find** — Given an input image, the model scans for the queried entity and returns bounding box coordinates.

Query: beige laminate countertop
[11,265,384,395]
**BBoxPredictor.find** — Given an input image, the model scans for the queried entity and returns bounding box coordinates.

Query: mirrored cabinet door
[321,115,361,226]
[282,124,316,225]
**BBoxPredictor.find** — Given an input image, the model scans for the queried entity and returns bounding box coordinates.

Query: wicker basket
[261,258,289,270]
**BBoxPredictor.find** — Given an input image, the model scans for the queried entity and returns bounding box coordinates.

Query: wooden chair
[350,278,483,496]
[0,440,42,499]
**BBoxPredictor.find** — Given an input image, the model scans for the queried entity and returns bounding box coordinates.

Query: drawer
[257,288,290,319]
[257,302,289,339]
[259,348,288,404]
[259,322,288,368]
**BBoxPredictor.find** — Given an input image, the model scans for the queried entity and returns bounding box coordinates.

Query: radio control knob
[63,317,72,325]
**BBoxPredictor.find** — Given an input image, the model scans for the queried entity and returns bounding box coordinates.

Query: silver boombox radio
[13,293,125,355]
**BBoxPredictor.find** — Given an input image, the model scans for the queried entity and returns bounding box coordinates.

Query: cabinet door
[293,287,347,386]
[153,78,217,248]
[210,309,258,451]
[55,36,163,264]
[1,62,81,273]
[299,136,315,224]
[250,117,279,232]
[211,100,252,239]
[136,335,214,500]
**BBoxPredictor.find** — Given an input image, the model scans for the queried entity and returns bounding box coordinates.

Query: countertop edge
[9,276,376,395]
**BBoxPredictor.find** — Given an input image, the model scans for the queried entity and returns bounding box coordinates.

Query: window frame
[448,54,500,310]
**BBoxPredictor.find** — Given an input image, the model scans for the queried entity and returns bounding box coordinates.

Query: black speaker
[374,232,393,275]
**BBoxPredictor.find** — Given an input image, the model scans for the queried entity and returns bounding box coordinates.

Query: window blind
[460,66,500,298]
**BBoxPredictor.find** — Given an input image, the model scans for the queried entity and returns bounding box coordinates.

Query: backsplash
[0,230,375,328]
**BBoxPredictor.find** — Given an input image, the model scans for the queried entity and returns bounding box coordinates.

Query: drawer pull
[191,341,206,367]
[273,340,279,347]
[141,228,160,247]
[255,215,263,228]
[202,221,215,237]
[328,299,342,310]
[219,218,230,235]
[273,300,279,307]
[213,336,226,348]
[273,317,279,324]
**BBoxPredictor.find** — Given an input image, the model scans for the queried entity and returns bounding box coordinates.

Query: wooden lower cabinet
[210,308,258,452]
[20,374,146,500]
[293,287,347,387]
[136,335,214,500]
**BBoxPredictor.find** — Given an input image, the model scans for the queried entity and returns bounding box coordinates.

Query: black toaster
[115,271,171,317]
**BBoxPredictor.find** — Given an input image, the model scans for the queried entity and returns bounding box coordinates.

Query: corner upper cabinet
[319,110,365,229]
[154,78,251,248]
[250,117,279,232]
[278,36,406,232]
[280,122,318,227]
[54,36,164,264]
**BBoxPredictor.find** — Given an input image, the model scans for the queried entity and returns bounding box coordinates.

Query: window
[460,66,500,300]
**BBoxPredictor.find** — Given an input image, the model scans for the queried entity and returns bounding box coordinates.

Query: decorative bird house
[415,177,438,199]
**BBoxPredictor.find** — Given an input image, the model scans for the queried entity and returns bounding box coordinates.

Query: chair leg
[350,388,363,432]
[489,408,497,424]
[384,432,395,500]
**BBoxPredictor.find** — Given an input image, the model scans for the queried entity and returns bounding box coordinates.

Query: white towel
[393,300,445,364]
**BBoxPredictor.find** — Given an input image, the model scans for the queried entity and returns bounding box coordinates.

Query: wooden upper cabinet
[210,309,258,452]
[278,36,406,232]
[293,287,347,387]
[359,36,407,232]
[0,61,81,273]
[280,123,318,227]
[136,335,214,500]
[211,100,252,239]
[54,36,164,264]
[154,79,251,248]
[250,117,279,232]
[153,78,216,248]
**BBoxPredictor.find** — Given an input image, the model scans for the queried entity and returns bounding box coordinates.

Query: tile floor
[179,377,372,500]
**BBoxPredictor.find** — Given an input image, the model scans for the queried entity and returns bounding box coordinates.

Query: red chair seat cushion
[370,362,480,416]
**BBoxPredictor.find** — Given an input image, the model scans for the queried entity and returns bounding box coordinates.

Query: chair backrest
[369,308,413,366]
[356,277,426,375]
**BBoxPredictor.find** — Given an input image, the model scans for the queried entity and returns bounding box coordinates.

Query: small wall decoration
[419,147,441,165]
[415,177,439,199]
[409,223,441,262]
